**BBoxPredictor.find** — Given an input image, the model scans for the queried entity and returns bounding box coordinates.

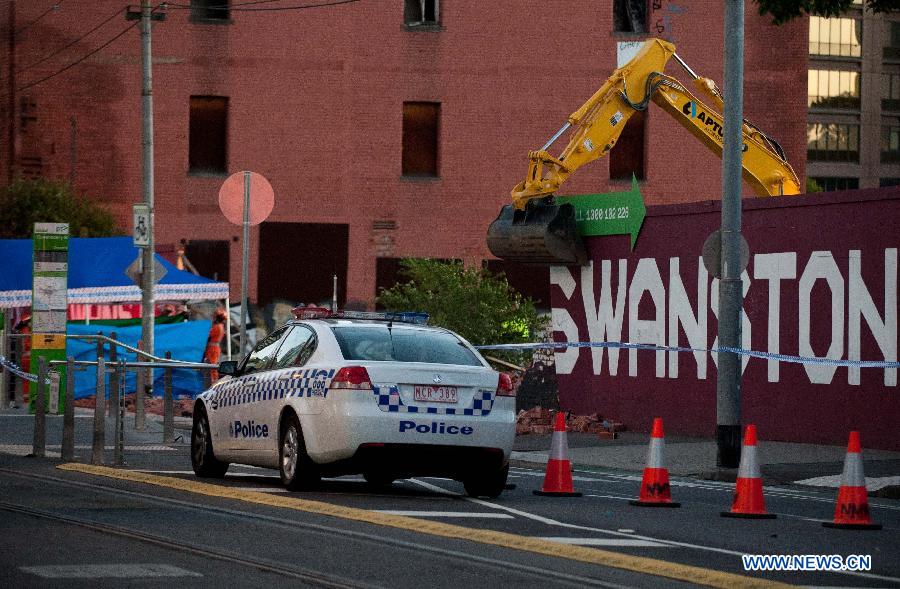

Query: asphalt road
[1,448,898,588]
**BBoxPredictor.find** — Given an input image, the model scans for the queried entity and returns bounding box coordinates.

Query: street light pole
[717,0,745,469]
[139,0,155,415]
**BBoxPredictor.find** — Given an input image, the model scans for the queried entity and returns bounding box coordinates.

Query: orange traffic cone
[823,431,881,530]
[533,411,582,497]
[721,425,776,519]
[630,417,680,507]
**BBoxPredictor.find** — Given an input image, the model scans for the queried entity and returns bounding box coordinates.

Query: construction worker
[204,308,227,382]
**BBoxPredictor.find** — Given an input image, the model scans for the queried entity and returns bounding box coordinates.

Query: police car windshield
[331,325,482,366]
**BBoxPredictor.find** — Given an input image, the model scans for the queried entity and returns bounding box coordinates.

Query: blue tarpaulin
[0,237,228,308]
[67,321,212,399]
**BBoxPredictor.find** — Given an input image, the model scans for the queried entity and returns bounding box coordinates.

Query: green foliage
[806,178,824,193]
[376,259,547,366]
[756,0,899,24]
[0,178,120,238]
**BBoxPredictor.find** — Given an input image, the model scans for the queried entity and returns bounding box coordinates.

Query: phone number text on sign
[578,206,630,222]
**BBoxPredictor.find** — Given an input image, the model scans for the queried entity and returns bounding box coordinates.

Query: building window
[809,17,862,57]
[884,22,900,60]
[808,70,861,109]
[191,0,230,21]
[810,177,859,192]
[807,123,859,162]
[402,102,440,177]
[189,96,228,175]
[883,73,900,111]
[610,110,646,180]
[882,125,900,162]
[404,0,438,26]
[880,177,900,187]
[614,0,647,33]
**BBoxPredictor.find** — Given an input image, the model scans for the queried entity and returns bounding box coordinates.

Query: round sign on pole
[218,171,275,226]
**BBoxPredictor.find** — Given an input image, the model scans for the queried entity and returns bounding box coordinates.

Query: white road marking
[795,474,900,491]
[586,494,635,501]
[228,487,289,493]
[409,478,900,585]
[538,537,669,548]
[374,510,513,519]
[20,564,202,579]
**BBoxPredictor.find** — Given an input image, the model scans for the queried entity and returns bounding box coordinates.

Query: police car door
[225,326,288,453]
[248,325,320,455]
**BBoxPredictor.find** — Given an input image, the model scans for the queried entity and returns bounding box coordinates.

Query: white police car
[191,308,516,497]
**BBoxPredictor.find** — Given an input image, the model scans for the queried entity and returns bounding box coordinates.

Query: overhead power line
[17,20,139,92]
[15,1,66,37]
[164,0,361,12]
[19,7,126,75]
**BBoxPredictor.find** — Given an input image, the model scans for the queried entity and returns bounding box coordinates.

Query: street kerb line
[58,463,790,589]
[410,478,900,586]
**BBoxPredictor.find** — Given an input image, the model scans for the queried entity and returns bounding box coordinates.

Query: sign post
[30,222,69,415]
[218,171,274,358]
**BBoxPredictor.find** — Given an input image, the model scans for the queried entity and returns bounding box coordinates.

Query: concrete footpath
[2,403,899,498]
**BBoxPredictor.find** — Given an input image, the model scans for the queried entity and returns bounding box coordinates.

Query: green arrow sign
[557,175,646,250]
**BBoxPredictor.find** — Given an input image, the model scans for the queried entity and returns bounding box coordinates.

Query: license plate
[413,385,458,404]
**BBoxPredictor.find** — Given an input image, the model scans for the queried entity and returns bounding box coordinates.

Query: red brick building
[1,1,808,308]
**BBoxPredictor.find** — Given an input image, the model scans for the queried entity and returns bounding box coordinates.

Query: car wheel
[279,413,320,491]
[463,463,509,498]
[191,408,228,478]
[363,471,395,488]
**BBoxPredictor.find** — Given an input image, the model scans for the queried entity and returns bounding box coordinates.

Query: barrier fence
[0,331,215,465]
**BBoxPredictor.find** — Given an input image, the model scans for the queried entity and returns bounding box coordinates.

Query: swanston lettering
[551,248,898,386]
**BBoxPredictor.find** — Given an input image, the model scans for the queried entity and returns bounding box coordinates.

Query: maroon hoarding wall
[552,188,900,450]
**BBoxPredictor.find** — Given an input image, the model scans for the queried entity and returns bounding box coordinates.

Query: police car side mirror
[218,360,238,376]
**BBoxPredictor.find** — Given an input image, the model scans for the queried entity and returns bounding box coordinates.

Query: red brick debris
[515,407,625,438]
[75,396,194,418]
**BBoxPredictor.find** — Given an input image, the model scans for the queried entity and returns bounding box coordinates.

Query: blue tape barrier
[0,354,44,383]
[475,341,900,369]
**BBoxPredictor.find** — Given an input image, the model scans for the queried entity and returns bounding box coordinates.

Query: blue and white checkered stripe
[373,385,495,416]
[209,368,335,408]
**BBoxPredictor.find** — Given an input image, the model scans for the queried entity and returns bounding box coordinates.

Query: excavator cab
[486,199,586,266]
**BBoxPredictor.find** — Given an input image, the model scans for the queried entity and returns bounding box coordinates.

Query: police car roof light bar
[291,306,429,325]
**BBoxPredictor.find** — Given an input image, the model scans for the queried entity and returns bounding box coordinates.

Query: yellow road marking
[58,463,792,588]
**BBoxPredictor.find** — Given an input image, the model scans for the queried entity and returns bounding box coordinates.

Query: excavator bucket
[486,201,587,266]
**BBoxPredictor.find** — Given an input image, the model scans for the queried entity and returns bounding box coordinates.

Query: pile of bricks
[515,406,626,439]
[74,396,194,417]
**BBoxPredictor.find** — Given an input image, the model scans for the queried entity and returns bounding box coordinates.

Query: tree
[376,259,547,366]
[756,0,899,24]
[0,178,120,238]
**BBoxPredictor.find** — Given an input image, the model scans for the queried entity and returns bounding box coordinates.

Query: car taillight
[496,372,515,397]
[330,366,373,390]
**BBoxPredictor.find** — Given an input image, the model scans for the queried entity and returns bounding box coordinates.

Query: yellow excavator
[486,38,801,266]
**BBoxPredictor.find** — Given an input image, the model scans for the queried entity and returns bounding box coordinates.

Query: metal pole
[32,357,46,458]
[332,274,338,312]
[135,340,146,431]
[224,299,232,360]
[107,332,118,417]
[91,356,106,465]
[717,0,745,469]
[14,336,23,407]
[163,351,174,443]
[7,0,15,184]
[239,171,251,357]
[113,360,125,467]
[61,356,75,461]
[0,316,8,408]
[139,0,156,411]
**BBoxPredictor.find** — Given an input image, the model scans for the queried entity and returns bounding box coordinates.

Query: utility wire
[17,20,138,92]
[14,1,66,37]
[165,0,361,11]
[18,7,126,75]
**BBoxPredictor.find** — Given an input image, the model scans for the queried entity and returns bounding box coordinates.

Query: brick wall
[1,1,808,305]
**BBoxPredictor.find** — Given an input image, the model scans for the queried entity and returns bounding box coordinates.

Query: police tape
[0,354,42,383]
[475,341,900,369]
